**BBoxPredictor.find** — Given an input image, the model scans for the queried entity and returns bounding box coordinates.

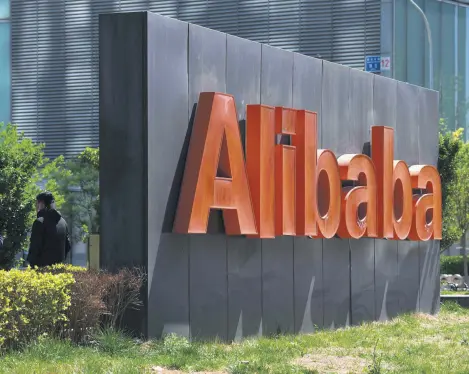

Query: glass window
[0,0,9,19]
[0,22,10,125]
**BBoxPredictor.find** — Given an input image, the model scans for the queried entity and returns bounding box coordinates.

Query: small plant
[92,328,136,355]
[228,361,251,374]
[161,334,192,355]
[366,340,382,374]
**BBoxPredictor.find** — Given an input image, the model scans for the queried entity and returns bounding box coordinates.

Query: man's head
[36,192,55,212]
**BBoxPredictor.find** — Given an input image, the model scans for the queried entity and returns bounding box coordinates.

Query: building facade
[10,0,381,158]
[389,0,469,138]
[0,0,9,126]
[5,0,468,155]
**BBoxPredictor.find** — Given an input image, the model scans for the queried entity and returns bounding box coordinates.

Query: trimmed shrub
[0,268,74,350]
[35,263,86,275]
[441,256,464,275]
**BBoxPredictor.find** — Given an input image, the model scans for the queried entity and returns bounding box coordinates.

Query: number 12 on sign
[381,56,391,71]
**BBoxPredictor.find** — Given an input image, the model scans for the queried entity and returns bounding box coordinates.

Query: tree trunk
[462,234,468,284]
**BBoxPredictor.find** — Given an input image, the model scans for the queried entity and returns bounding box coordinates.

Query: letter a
[408,165,442,240]
[173,92,257,235]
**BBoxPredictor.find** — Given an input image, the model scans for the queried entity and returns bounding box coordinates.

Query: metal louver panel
[12,0,380,158]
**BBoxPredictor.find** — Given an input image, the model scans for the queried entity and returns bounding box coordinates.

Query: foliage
[1,303,469,373]
[102,267,145,329]
[50,147,99,242]
[441,255,465,275]
[445,140,469,278]
[0,264,145,348]
[438,123,464,250]
[0,125,65,269]
[34,263,86,275]
[449,141,469,234]
[0,268,74,350]
[37,265,145,342]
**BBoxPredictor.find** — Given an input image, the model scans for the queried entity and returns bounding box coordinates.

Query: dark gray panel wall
[146,13,190,339]
[323,239,350,328]
[226,34,261,144]
[99,12,148,335]
[375,240,400,320]
[292,53,323,146]
[100,13,146,271]
[349,68,374,155]
[373,75,397,131]
[419,241,440,314]
[226,34,263,341]
[395,82,420,315]
[418,88,440,166]
[188,24,228,341]
[187,23,227,234]
[262,237,294,335]
[417,87,440,315]
[372,75,400,322]
[321,61,351,155]
[396,82,420,165]
[294,238,323,332]
[320,61,352,329]
[227,238,262,340]
[100,12,441,341]
[260,45,293,107]
[260,44,295,336]
[350,239,375,324]
[292,53,324,333]
[349,69,375,325]
[190,235,228,340]
[398,241,420,313]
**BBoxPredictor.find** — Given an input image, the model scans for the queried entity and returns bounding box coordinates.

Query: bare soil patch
[148,367,226,374]
[295,353,369,374]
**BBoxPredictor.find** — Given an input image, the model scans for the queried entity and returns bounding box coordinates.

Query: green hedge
[0,268,75,350]
[441,256,465,275]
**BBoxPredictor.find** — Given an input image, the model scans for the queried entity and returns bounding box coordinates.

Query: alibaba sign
[173,92,442,241]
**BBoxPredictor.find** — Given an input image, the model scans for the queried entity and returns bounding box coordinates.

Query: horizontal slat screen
[12,0,380,158]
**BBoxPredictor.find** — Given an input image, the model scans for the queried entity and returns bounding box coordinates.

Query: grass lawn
[2,302,469,374]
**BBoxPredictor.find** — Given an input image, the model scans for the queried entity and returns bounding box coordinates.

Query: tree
[438,122,464,251]
[52,147,99,243]
[447,141,469,281]
[0,125,65,269]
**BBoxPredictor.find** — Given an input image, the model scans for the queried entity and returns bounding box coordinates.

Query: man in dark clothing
[27,192,71,267]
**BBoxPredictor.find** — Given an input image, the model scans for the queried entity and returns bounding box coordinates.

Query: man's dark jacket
[27,209,71,267]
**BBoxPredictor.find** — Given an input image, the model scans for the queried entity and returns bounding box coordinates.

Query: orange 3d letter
[408,165,442,241]
[315,150,341,238]
[336,154,377,239]
[392,160,413,240]
[173,92,257,235]
[371,126,394,238]
[292,110,318,237]
[275,107,296,236]
[246,104,276,238]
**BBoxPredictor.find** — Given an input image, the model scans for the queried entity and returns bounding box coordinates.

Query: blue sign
[365,56,381,73]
